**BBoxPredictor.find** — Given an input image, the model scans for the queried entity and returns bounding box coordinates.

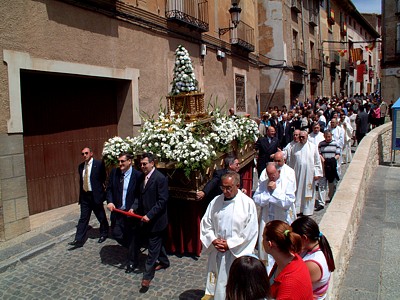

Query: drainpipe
[301,4,307,101]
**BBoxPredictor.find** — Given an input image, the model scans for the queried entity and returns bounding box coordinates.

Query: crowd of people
[69,94,388,299]
[199,94,388,299]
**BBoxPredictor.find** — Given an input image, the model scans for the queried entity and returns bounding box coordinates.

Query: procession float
[102,45,258,256]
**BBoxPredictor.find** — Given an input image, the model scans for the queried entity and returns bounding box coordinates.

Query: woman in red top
[263,220,313,300]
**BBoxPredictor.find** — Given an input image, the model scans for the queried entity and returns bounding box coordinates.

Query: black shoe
[315,205,324,212]
[125,265,140,274]
[98,236,107,243]
[68,240,83,247]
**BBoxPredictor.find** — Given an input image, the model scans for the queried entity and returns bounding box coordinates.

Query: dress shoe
[98,236,107,243]
[68,240,83,247]
[140,279,151,293]
[154,263,169,271]
[315,205,324,212]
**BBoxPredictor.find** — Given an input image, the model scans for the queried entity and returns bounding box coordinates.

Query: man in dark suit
[196,155,242,203]
[68,147,109,249]
[106,152,142,262]
[280,113,295,148]
[356,105,370,144]
[255,126,280,177]
[129,153,169,293]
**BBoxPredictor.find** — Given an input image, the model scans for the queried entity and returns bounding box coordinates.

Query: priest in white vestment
[200,171,258,300]
[308,123,325,147]
[253,160,296,271]
[339,114,353,163]
[328,117,345,174]
[291,131,323,216]
[283,129,300,167]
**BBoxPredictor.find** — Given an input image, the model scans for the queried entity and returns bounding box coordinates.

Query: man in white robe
[200,171,258,300]
[291,131,323,216]
[339,114,353,163]
[253,160,296,271]
[283,129,300,167]
[308,123,325,147]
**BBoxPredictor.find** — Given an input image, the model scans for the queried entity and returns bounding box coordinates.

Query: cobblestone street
[0,233,208,299]
[0,161,350,300]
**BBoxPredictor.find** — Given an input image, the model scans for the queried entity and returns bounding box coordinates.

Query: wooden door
[21,71,120,214]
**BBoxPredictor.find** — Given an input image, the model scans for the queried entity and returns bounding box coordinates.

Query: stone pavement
[339,165,400,299]
[0,160,350,299]
[0,204,207,299]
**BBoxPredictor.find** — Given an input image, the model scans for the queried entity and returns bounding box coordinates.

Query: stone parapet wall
[0,133,30,241]
[321,122,393,299]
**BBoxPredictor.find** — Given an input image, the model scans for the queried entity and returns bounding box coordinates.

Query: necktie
[144,176,149,188]
[120,173,125,208]
[83,163,89,192]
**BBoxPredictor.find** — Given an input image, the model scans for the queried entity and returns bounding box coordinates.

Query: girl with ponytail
[291,216,335,300]
[263,220,313,299]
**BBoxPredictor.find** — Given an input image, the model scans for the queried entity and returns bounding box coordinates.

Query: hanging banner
[357,64,366,83]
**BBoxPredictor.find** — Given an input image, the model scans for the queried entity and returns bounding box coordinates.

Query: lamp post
[218,0,242,36]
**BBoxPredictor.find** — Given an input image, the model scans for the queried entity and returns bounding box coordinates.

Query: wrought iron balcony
[329,50,340,65]
[166,0,209,32]
[291,0,302,13]
[310,58,322,74]
[309,9,318,27]
[230,21,255,52]
[292,48,307,69]
[340,58,350,71]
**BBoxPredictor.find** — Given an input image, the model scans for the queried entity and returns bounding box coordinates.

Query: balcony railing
[291,0,302,13]
[310,58,322,74]
[330,50,340,65]
[340,58,350,71]
[292,48,307,68]
[230,21,255,52]
[166,0,209,32]
[309,9,318,27]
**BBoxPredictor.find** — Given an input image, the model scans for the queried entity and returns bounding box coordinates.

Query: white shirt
[83,158,93,191]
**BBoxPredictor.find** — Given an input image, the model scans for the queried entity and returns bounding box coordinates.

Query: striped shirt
[318,140,340,159]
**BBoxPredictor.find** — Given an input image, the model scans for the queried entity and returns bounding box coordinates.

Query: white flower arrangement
[102,136,133,167]
[207,112,240,152]
[102,109,258,177]
[170,45,198,95]
[130,110,216,177]
[233,116,260,147]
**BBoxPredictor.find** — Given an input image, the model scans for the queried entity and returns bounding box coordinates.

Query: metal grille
[235,74,246,112]
[165,0,209,32]
[230,21,255,52]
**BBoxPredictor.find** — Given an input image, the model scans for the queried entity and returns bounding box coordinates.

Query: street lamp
[219,0,242,36]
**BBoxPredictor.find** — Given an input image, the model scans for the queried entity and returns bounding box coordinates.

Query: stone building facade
[0,0,382,240]
[381,0,400,102]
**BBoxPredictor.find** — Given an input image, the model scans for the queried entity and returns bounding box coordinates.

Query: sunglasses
[81,152,89,155]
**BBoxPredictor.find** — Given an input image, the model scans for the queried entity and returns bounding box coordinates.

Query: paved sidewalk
[339,165,400,299]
